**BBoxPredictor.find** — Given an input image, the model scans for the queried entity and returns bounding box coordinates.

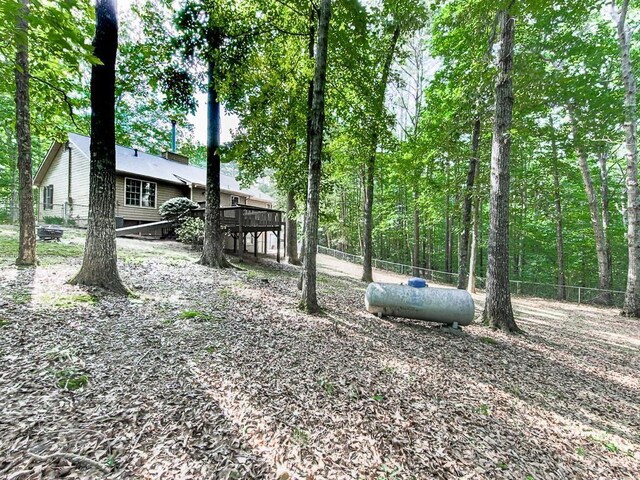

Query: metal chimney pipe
[171,119,177,152]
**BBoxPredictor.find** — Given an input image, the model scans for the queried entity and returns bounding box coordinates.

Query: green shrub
[159,197,199,222]
[42,216,65,225]
[55,368,89,390]
[41,216,77,226]
[176,217,204,247]
[0,211,14,224]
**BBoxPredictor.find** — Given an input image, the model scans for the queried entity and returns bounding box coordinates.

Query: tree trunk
[445,191,451,273]
[297,4,314,289]
[200,31,231,268]
[550,116,566,300]
[286,190,300,265]
[300,0,330,313]
[598,149,613,295]
[362,26,401,283]
[482,9,519,333]
[613,0,640,316]
[71,0,127,294]
[14,0,36,266]
[412,189,420,276]
[458,118,481,288]
[568,104,612,303]
[467,195,480,293]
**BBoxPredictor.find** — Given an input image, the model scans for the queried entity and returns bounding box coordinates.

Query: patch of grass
[205,345,216,353]
[55,368,89,390]
[372,393,385,402]
[291,427,310,445]
[246,270,259,280]
[179,310,215,321]
[11,291,32,305]
[0,230,83,261]
[0,318,11,328]
[476,404,490,416]
[479,336,497,345]
[121,255,144,265]
[497,462,508,471]
[576,447,586,456]
[105,455,118,469]
[318,377,335,396]
[218,287,232,299]
[51,293,97,308]
[588,435,621,454]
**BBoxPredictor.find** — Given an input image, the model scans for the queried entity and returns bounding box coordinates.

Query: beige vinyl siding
[191,186,247,206]
[68,142,91,207]
[191,186,206,204]
[115,175,187,222]
[67,141,92,221]
[37,142,91,222]
[224,192,247,206]
[38,144,66,221]
[246,198,273,208]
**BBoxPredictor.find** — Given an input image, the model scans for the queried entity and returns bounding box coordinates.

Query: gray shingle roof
[68,133,274,203]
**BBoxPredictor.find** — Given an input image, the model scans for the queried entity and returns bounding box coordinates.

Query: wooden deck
[220,205,283,232]
[196,205,286,261]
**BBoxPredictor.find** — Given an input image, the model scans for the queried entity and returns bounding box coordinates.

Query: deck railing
[219,205,283,231]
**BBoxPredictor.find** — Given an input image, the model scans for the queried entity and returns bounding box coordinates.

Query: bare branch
[29,74,78,128]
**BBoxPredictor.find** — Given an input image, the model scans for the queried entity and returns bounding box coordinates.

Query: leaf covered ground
[0,225,639,479]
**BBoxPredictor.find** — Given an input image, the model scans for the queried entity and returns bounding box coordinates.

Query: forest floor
[0,225,639,480]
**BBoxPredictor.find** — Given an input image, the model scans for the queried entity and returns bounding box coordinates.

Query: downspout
[67,142,72,223]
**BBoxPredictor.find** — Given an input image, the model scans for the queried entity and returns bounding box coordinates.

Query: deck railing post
[238,208,244,262]
[578,287,581,305]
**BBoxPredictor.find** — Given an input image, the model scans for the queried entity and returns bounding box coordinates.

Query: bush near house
[42,216,76,226]
[176,217,204,247]
[159,197,199,224]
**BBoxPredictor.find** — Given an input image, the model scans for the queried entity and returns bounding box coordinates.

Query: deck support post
[238,208,243,262]
[283,220,287,260]
[263,229,267,253]
[254,232,258,257]
[276,230,280,263]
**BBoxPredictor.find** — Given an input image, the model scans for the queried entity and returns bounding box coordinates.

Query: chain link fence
[317,245,626,307]
[0,201,91,227]
[38,203,90,227]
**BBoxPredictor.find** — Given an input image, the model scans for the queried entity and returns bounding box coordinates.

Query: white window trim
[43,185,54,210]
[124,177,158,209]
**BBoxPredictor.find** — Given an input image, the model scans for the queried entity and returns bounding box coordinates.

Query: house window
[125,178,156,208]
[231,195,239,206]
[43,185,54,210]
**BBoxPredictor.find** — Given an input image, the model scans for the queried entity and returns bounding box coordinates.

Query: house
[34,133,283,256]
